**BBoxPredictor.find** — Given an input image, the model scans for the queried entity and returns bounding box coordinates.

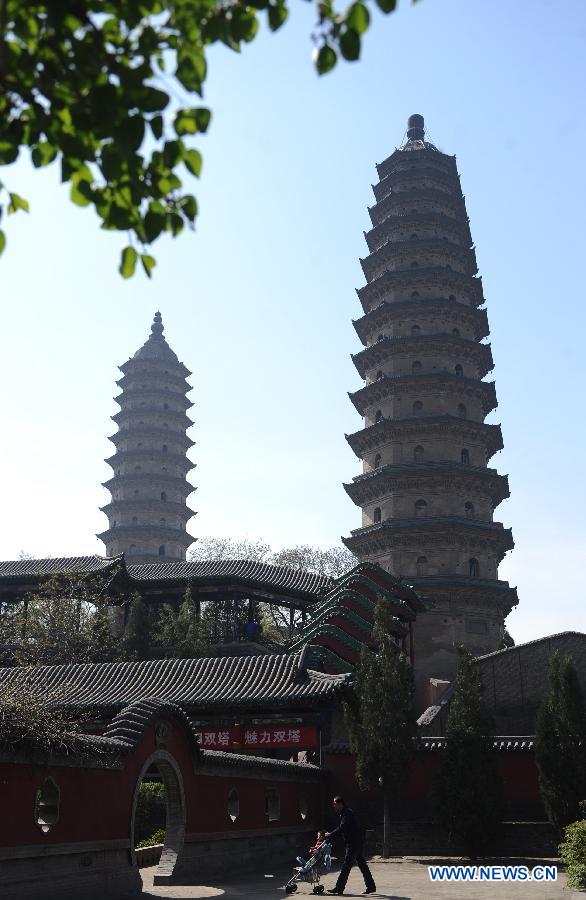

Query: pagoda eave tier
[112,408,194,429]
[108,431,195,450]
[344,463,509,506]
[372,165,462,201]
[343,518,514,557]
[346,415,503,460]
[114,390,194,410]
[100,499,194,518]
[352,334,493,379]
[376,146,456,180]
[360,239,478,281]
[119,358,191,378]
[368,188,467,228]
[97,524,194,547]
[105,450,194,472]
[349,373,497,416]
[102,474,195,494]
[353,299,489,346]
[409,574,518,608]
[365,212,472,254]
[357,268,483,313]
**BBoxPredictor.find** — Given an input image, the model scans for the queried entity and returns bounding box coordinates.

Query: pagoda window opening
[375,410,384,424]
[164,403,169,409]
[414,499,427,517]
[374,454,382,469]
[161,491,167,501]
[469,558,480,577]
[134,489,139,495]
[411,261,419,268]
[465,502,475,519]
[412,361,422,374]
[134,465,142,471]
[416,556,427,576]
[446,264,452,271]
[452,328,460,337]
[158,545,166,557]
[376,370,384,381]
[132,516,138,524]
[160,518,166,526]
[449,294,456,301]
[411,325,421,336]
[413,400,423,415]
[457,403,467,418]
[162,444,168,453]
[414,445,424,462]
[373,507,382,524]
[455,364,464,377]
[461,448,470,465]
[411,291,420,297]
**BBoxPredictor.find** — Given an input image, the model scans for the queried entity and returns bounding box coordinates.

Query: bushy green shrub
[559,819,586,890]
[136,828,166,849]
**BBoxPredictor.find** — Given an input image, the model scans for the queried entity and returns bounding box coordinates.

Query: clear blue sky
[0,0,584,643]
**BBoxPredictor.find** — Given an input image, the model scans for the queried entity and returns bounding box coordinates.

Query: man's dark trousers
[335,843,376,893]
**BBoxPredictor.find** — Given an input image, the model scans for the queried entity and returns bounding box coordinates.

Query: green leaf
[180,195,198,222]
[70,179,92,207]
[0,230,5,256]
[375,0,397,12]
[31,142,58,168]
[144,209,167,242]
[268,3,288,30]
[346,2,370,33]
[230,9,259,42]
[119,246,138,279]
[340,28,361,61]
[313,44,337,75]
[8,193,29,215]
[174,108,211,136]
[140,254,157,278]
[163,139,183,167]
[183,148,202,177]
[150,115,164,140]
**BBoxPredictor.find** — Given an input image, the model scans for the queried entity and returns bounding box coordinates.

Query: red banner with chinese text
[193,725,318,750]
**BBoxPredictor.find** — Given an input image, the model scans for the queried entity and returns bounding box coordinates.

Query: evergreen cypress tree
[433,643,504,857]
[122,592,151,661]
[534,651,586,831]
[344,594,416,856]
[155,585,208,659]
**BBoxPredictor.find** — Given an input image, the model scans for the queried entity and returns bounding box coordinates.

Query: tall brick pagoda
[98,312,195,563]
[343,114,518,692]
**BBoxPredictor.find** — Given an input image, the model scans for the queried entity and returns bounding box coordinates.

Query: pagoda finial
[151,311,164,340]
[407,114,425,142]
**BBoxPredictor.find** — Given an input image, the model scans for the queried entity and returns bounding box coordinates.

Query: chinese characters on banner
[193,725,318,750]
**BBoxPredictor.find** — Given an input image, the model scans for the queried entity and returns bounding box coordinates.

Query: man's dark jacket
[329,806,365,848]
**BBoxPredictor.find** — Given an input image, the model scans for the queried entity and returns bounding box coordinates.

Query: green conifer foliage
[155,585,207,659]
[534,652,586,831]
[433,643,504,857]
[344,594,416,856]
[122,592,151,661]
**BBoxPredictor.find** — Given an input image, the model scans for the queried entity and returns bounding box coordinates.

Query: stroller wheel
[313,887,325,895]
[286,885,297,893]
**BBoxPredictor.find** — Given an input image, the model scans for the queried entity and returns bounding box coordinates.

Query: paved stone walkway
[141,857,579,900]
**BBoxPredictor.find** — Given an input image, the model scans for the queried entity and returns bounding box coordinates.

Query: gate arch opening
[130,749,185,885]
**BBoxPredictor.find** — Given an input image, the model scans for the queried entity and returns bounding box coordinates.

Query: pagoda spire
[98,313,196,563]
[343,114,518,698]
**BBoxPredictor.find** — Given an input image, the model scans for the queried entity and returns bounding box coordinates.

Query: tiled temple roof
[0,651,351,714]
[0,555,331,601]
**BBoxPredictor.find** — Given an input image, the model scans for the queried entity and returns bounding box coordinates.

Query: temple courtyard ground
[141,857,579,899]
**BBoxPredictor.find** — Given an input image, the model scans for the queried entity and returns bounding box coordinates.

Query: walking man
[325,795,376,896]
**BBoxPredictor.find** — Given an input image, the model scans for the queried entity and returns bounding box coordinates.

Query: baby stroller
[285,840,332,894]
